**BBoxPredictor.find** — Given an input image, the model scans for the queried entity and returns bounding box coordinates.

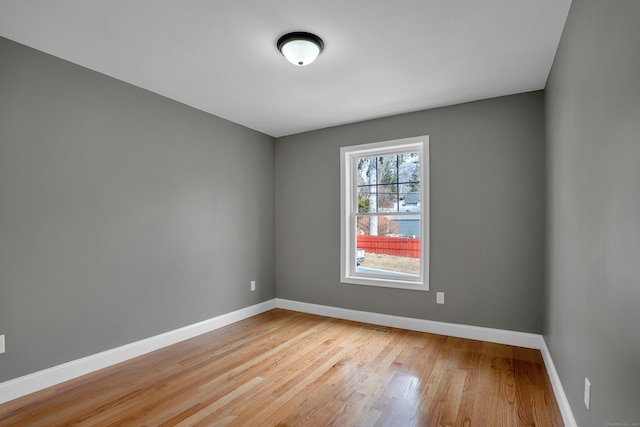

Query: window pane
[377,155,398,184]
[357,156,377,213]
[398,152,421,183]
[400,188,420,212]
[357,188,374,213]
[356,215,421,277]
[376,185,397,212]
[356,157,377,187]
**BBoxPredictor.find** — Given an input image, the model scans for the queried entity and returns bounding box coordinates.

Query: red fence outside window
[356,235,420,259]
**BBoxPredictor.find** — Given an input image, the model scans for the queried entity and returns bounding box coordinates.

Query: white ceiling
[0,1,571,138]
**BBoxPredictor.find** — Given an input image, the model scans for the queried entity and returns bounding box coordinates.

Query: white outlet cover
[436,292,445,304]
[0,335,5,354]
[251,281,256,291]
[584,377,591,410]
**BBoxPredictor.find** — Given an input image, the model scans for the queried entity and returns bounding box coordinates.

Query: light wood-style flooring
[0,309,563,426]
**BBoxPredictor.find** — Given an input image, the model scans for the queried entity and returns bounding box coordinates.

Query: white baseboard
[0,299,277,405]
[275,298,544,349]
[1,297,575,427]
[540,339,578,427]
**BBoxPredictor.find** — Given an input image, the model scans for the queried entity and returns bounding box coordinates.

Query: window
[340,136,429,291]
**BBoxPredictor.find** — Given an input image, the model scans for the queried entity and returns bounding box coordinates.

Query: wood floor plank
[0,309,564,426]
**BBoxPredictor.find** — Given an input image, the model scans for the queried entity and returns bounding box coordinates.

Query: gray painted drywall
[545,1,640,425]
[275,92,546,333]
[0,37,275,382]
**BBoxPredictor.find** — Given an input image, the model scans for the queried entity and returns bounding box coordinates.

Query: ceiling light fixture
[277,32,324,66]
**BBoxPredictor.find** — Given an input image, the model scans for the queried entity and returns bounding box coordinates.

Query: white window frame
[340,135,429,291]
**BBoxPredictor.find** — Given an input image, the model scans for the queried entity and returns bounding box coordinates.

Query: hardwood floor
[0,309,563,426]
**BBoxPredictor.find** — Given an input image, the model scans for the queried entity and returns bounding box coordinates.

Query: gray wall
[545,1,640,425]
[0,37,275,382]
[275,92,546,333]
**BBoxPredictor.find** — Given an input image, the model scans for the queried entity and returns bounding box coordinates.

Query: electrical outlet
[0,335,5,354]
[436,292,445,304]
[251,281,256,291]
[584,377,591,410]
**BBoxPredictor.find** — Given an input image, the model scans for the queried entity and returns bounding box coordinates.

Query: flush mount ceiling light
[277,32,324,66]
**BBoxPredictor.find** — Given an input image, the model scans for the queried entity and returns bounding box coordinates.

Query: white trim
[0,300,277,405]
[340,136,429,291]
[540,339,578,427]
[275,298,542,348]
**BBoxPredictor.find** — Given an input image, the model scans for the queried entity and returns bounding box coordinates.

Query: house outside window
[340,136,429,291]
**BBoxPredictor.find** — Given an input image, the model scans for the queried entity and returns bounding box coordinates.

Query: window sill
[341,274,429,291]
